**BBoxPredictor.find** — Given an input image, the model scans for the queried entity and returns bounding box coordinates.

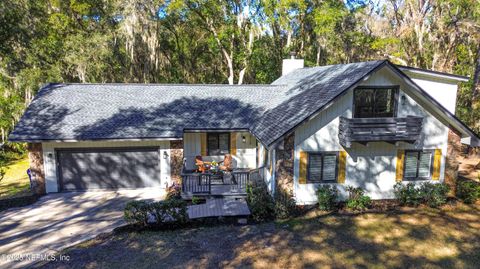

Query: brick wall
[445,127,462,196]
[170,140,184,185]
[27,143,46,195]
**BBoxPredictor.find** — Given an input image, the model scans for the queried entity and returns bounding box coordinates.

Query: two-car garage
[55,147,164,191]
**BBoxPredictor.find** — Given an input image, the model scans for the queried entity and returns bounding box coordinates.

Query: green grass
[40,202,480,269]
[0,157,31,198]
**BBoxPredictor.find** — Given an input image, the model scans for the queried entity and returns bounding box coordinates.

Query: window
[404,150,433,180]
[207,133,230,155]
[307,152,338,183]
[353,86,398,118]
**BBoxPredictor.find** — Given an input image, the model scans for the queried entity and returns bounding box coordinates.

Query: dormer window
[353,86,398,118]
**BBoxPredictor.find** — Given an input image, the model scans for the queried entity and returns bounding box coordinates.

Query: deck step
[187,198,250,219]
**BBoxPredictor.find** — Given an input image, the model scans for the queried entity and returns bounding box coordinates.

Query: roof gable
[253,60,386,146]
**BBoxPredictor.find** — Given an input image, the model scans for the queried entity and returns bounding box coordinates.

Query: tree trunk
[238,29,254,85]
[472,46,480,107]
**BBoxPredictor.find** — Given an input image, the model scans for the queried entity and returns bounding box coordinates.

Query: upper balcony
[338,116,423,148]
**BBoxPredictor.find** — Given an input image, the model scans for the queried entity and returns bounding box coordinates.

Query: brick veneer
[27,143,46,195]
[170,140,184,185]
[445,127,462,196]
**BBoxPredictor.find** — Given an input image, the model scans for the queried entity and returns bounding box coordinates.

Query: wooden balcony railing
[181,173,211,195]
[339,116,423,147]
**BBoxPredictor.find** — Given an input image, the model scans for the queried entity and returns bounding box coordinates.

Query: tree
[169,0,262,84]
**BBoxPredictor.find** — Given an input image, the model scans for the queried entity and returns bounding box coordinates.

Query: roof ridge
[49,82,284,87]
[294,59,386,71]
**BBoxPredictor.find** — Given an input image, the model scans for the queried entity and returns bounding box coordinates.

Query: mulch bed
[0,192,39,212]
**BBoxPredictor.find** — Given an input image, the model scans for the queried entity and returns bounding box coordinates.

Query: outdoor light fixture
[242,136,246,143]
[163,151,169,159]
[401,95,406,106]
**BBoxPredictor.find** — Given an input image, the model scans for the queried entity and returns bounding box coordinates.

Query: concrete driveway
[0,189,165,269]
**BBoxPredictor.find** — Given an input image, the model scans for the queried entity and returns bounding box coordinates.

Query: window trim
[306,151,339,183]
[207,132,230,156]
[352,86,399,118]
[403,150,434,181]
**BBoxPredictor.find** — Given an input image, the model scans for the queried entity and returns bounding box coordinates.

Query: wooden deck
[187,198,251,219]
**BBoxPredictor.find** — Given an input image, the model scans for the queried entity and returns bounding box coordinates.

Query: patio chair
[195,155,208,173]
[219,154,233,172]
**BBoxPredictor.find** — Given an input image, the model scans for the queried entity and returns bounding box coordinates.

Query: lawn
[0,157,31,198]
[40,202,480,269]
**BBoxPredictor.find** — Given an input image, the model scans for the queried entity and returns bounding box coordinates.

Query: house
[9,59,479,204]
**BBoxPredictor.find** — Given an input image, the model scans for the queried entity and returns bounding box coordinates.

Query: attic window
[353,86,398,118]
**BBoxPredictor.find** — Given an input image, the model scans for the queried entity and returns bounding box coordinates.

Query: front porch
[180,130,268,199]
[180,168,264,199]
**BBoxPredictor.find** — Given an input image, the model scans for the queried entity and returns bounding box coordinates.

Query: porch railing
[181,167,266,196]
[181,173,211,195]
[231,170,249,193]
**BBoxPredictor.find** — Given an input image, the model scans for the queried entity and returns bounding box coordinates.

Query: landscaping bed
[38,201,480,269]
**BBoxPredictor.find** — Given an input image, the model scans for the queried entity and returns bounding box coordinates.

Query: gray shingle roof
[9,60,388,146]
[9,84,288,142]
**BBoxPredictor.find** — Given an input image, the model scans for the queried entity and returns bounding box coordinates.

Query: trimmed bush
[124,198,188,227]
[150,198,188,224]
[124,200,150,226]
[393,182,422,207]
[394,182,450,208]
[246,182,275,222]
[316,185,338,211]
[457,180,480,204]
[419,182,450,208]
[345,186,371,211]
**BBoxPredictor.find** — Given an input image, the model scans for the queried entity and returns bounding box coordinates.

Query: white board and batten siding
[402,71,460,114]
[293,66,450,204]
[42,140,171,193]
[183,132,257,170]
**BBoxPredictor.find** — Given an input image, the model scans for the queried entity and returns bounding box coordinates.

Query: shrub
[150,198,188,225]
[191,196,201,205]
[345,186,371,211]
[166,182,182,200]
[316,185,338,211]
[419,182,450,208]
[274,190,297,219]
[124,200,150,226]
[393,182,422,207]
[457,180,480,204]
[246,182,275,222]
[124,199,188,227]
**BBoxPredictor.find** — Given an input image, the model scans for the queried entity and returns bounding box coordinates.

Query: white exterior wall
[183,132,257,170]
[409,76,458,114]
[293,67,450,204]
[42,140,171,193]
